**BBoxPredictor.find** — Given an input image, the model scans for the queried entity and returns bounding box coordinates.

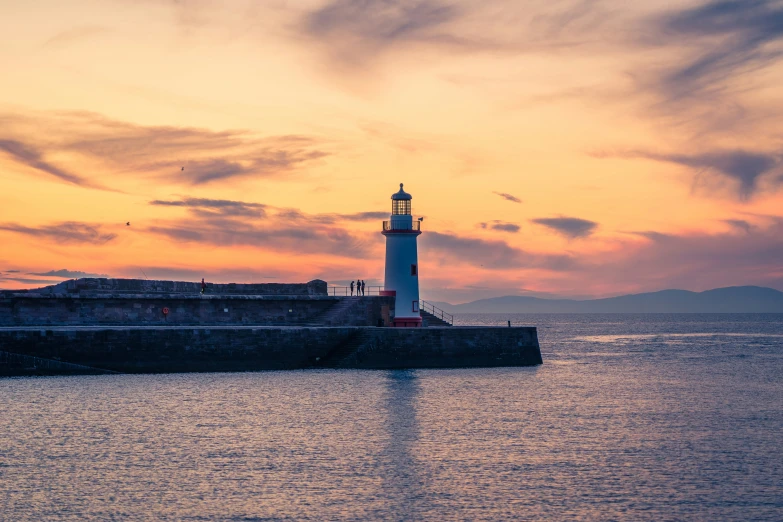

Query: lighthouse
[382,183,422,327]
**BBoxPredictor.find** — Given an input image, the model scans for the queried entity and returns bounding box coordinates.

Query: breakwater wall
[0,295,395,327]
[5,278,328,297]
[0,326,541,375]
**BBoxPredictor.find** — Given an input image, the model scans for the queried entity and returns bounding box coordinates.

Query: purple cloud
[531,217,598,238]
[493,191,522,204]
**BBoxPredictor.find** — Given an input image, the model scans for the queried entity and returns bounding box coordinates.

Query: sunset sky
[1,0,783,302]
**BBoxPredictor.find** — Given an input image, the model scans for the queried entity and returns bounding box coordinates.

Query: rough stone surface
[2,278,328,297]
[0,326,541,375]
[347,327,541,368]
[0,278,542,376]
[0,295,395,327]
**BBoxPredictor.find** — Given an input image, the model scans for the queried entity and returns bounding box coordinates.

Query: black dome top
[391,183,412,201]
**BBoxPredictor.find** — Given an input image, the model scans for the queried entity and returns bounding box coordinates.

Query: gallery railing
[382,220,421,232]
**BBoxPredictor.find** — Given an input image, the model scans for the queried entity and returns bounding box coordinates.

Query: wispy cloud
[651,0,783,100]
[0,112,329,188]
[493,191,522,203]
[0,276,65,286]
[0,222,117,244]
[171,152,328,184]
[602,0,783,138]
[302,0,462,67]
[630,230,673,242]
[66,119,329,185]
[586,219,783,292]
[531,216,598,238]
[661,150,781,200]
[147,223,374,258]
[724,219,753,233]
[151,198,268,218]
[596,149,783,200]
[421,231,576,270]
[299,0,610,70]
[479,220,520,233]
[28,269,110,278]
[339,211,389,221]
[0,139,88,186]
[151,198,387,223]
[145,198,380,258]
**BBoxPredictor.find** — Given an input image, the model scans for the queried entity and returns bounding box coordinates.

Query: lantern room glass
[392,200,411,215]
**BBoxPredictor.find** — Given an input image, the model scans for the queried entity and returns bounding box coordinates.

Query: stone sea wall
[4,278,328,297]
[0,295,396,327]
[0,277,542,376]
[0,326,541,375]
[349,327,541,369]
[0,295,337,327]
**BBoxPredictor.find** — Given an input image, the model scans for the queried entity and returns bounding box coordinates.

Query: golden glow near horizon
[2,0,782,302]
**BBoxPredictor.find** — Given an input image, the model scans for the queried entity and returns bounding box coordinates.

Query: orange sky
[1,0,782,302]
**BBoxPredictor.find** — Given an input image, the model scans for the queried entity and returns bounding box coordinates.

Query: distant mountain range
[430,286,783,313]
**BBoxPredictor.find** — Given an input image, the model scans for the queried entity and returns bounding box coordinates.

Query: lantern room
[392,184,412,215]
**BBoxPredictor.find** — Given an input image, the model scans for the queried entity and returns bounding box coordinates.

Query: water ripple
[1,314,781,520]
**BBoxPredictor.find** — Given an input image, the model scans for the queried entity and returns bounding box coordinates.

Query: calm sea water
[1,314,781,521]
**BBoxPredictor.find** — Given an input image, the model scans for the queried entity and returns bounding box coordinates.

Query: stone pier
[0,278,542,376]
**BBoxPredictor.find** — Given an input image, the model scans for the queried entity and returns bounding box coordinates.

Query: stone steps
[314,330,366,368]
[421,310,452,327]
[314,297,362,325]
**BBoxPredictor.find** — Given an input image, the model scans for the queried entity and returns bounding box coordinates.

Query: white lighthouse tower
[382,183,422,327]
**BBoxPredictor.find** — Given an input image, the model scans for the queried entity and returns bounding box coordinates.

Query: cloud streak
[302,0,462,67]
[0,139,88,186]
[0,112,329,188]
[298,0,613,71]
[151,198,388,223]
[597,149,783,200]
[0,222,117,244]
[151,198,268,218]
[724,219,753,233]
[29,269,110,278]
[652,0,783,100]
[531,216,598,238]
[479,220,520,233]
[421,231,576,271]
[147,223,374,258]
[493,191,522,203]
[0,276,67,286]
[586,218,783,292]
[144,198,381,258]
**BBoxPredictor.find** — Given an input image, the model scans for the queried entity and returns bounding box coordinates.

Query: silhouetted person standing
[201,278,206,295]
[361,280,366,296]
[357,279,361,297]
[350,280,354,296]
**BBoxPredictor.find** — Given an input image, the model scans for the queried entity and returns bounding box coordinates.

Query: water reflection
[380,370,423,519]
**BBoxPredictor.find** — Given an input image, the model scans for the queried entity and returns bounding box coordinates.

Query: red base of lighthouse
[392,317,422,327]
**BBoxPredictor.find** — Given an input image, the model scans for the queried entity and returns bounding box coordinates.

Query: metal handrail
[328,285,384,296]
[419,300,453,325]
